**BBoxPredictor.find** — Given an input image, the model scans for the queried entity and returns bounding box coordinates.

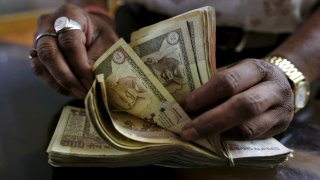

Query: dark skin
[31,0,320,141]
[32,2,118,97]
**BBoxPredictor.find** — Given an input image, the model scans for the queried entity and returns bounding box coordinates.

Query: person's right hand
[31,3,118,99]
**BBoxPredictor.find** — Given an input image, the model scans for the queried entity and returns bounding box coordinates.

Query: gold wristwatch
[265,56,310,112]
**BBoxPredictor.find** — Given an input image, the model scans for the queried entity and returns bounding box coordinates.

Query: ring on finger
[35,32,58,46]
[54,16,82,33]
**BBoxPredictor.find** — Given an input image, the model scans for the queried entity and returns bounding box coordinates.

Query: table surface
[1,42,320,180]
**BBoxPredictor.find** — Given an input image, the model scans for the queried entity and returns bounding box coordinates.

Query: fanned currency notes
[93,39,193,134]
[47,6,293,168]
[92,39,214,151]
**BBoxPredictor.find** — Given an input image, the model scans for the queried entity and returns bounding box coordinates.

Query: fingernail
[81,78,92,90]
[181,127,199,141]
[71,88,86,99]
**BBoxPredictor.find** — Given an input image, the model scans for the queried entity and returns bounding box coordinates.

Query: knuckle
[278,77,293,96]
[38,43,59,65]
[183,93,198,112]
[245,59,268,77]
[81,64,92,73]
[219,71,240,94]
[278,102,295,115]
[270,66,293,94]
[281,84,294,101]
[234,94,264,118]
[239,124,256,139]
[59,36,77,51]
[58,3,76,14]
[56,4,84,22]
[37,14,52,27]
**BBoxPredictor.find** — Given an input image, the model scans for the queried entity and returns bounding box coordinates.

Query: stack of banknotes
[47,6,293,168]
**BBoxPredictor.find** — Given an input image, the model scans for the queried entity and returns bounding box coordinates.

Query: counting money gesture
[30,3,118,98]
[181,59,294,140]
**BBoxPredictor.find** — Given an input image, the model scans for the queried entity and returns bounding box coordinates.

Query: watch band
[264,56,310,112]
[265,56,305,84]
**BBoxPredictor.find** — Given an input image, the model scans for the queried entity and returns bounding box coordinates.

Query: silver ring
[35,32,57,45]
[54,16,82,33]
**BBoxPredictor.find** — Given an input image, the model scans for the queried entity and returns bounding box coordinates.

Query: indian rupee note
[47,106,127,157]
[93,39,214,152]
[130,22,201,102]
[93,38,192,134]
[131,6,216,84]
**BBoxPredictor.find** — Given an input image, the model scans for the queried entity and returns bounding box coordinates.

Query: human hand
[180,59,294,140]
[31,3,118,99]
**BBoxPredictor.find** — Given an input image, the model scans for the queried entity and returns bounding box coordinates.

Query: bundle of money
[47,7,293,168]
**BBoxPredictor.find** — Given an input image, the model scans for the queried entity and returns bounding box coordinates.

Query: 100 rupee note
[46,106,130,166]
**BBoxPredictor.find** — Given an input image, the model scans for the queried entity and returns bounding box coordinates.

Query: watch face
[295,82,310,109]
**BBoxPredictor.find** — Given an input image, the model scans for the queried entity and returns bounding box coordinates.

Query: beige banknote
[95,74,182,144]
[131,6,216,85]
[130,21,201,101]
[85,81,154,150]
[93,38,192,134]
[46,106,128,158]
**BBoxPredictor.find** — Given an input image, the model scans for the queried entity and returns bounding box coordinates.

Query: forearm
[270,8,320,83]
[66,0,108,8]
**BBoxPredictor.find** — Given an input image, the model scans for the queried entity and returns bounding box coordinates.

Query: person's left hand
[180,59,294,140]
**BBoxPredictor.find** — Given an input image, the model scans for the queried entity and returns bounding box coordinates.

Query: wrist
[264,56,311,112]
